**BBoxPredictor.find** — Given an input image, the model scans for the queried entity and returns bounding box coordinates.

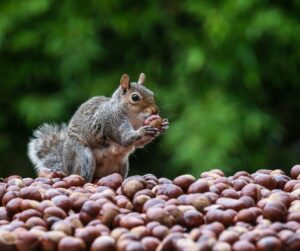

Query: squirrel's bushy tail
[28,123,67,172]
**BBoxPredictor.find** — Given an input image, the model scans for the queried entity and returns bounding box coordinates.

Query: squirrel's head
[114,73,159,129]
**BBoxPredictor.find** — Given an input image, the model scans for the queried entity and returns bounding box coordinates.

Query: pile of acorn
[1,165,300,251]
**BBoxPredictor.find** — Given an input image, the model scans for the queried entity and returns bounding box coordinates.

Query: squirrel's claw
[142,125,160,136]
[160,118,169,134]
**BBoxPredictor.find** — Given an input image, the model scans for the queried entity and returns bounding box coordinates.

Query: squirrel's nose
[151,107,159,115]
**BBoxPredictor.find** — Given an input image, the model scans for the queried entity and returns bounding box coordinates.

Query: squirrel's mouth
[145,114,160,120]
[143,113,152,120]
[144,111,159,119]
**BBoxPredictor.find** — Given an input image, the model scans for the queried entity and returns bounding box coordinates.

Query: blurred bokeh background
[1,1,300,179]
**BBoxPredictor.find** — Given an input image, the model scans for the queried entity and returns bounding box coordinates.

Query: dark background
[1,1,300,179]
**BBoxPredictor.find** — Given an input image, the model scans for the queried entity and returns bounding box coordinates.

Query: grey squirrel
[28,73,169,182]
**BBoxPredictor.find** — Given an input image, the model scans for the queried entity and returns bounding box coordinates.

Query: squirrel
[28,73,169,182]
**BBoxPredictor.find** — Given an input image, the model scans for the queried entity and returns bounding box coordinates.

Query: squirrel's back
[28,123,67,172]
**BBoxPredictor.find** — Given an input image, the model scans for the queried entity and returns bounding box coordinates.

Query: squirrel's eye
[131,93,140,102]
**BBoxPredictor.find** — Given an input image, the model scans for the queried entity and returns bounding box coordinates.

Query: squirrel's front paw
[140,125,160,137]
[159,118,169,134]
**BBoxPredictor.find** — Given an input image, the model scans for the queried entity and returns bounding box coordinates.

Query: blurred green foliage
[1,0,300,178]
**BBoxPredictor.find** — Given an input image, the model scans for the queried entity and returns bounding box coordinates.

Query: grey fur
[28,123,67,172]
[28,76,169,182]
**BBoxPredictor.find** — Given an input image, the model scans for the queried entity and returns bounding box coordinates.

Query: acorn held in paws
[143,115,164,129]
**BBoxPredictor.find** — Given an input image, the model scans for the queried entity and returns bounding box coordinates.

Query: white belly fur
[93,141,135,177]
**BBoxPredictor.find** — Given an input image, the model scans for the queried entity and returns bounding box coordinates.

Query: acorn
[187,180,210,194]
[119,215,145,229]
[218,230,239,244]
[130,226,149,239]
[16,230,40,251]
[182,209,204,229]
[152,184,183,198]
[241,184,261,202]
[121,176,147,198]
[151,225,169,240]
[58,236,86,251]
[141,236,160,251]
[97,173,123,190]
[143,114,163,129]
[216,198,245,211]
[91,236,116,251]
[146,207,175,227]
[262,201,287,222]
[232,240,256,251]
[0,231,17,251]
[41,230,66,251]
[205,209,234,226]
[173,175,196,192]
[254,174,277,190]
[75,226,103,246]
[291,165,300,179]
[256,236,282,251]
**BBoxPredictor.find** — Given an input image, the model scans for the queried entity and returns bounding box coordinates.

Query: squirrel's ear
[120,74,131,91]
[138,73,146,85]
